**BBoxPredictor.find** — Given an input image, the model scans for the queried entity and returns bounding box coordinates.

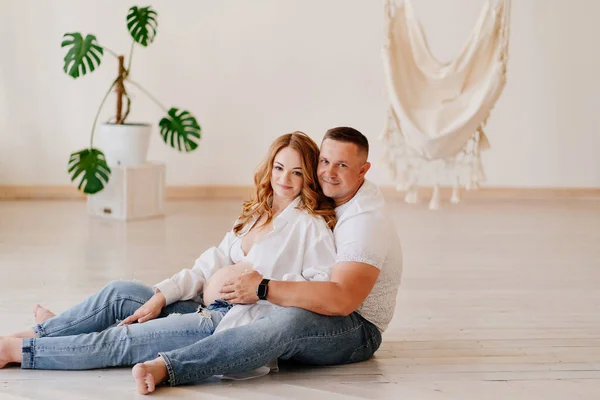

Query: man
[132,127,403,394]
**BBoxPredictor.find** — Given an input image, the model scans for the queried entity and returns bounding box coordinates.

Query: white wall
[0,0,598,187]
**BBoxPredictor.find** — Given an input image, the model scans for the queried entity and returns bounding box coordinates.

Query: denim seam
[34,330,202,353]
[30,339,35,369]
[42,295,146,336]
[158,352,176,386]
[371,330,382,348]
[22,338,35,369]
[179,319,365,382]
[34,324,47,338]
[347,343,369,364]
[348,331,381,364]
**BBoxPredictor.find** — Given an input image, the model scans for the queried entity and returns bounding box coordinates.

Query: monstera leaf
[127,6,158,47]
[61,33,104,79]
[159,108,202,152]
[68,148,111,194]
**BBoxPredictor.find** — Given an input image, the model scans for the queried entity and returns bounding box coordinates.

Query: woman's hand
[118,292,167,326]
[220,270,264,304]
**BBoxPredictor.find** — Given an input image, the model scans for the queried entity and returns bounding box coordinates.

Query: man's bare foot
[8,329,36,338]
[0,337,21,368]
[132,358,168,395]
[33,304,55,324]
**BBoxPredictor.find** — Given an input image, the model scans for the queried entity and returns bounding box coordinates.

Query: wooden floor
[0,197,599,399]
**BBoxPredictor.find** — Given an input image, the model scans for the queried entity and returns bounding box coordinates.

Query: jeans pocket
[345,323,382,364]
[346,343,371,364]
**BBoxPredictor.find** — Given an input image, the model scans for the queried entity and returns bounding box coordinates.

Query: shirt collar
[335,179,384,216]
[273,196,302,228]
[240,196,302,235]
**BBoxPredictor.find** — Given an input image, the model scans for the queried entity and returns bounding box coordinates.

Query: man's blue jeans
[159,306,382,386]
[21,280,230,370]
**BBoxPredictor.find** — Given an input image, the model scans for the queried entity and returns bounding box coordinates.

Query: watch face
[257,279,270,300]
[257,285,267,298]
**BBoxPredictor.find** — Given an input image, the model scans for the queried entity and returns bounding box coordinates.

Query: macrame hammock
[381,0,511,209]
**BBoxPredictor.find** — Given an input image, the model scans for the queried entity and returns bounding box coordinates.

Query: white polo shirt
[334,179,403,332]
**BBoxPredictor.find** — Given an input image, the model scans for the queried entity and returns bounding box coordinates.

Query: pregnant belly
[203,264,250,305]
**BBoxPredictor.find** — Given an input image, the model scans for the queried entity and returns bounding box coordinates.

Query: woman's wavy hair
[233,131,337,234]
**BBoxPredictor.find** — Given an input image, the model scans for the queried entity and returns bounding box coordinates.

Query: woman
[0,131,337,371]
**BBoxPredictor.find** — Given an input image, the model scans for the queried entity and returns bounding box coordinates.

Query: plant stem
[116,56,125,123]
[98,44,120,60]
[126,40,135,74]
[127,79,168,112]
[122,84,132,123]
[90,78,119,148]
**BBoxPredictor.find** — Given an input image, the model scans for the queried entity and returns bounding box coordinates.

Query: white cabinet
[87,162,165,221]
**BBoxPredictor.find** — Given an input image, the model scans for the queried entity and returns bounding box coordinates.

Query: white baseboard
[1,185,599,200]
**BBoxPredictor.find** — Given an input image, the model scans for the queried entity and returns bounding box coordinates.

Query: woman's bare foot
[132,358,168,395]
[0,337,21,368]
[33,304,55,324]
[7,304,52,338]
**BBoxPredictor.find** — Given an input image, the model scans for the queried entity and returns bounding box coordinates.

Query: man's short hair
[322,127,369,158]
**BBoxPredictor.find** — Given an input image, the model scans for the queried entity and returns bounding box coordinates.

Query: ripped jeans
[21,280,231,370]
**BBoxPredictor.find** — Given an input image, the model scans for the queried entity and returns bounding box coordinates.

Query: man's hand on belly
[203,262,252,305]
[220,269,263,304]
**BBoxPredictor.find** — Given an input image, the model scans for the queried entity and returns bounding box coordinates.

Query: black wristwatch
[256,278,271,300]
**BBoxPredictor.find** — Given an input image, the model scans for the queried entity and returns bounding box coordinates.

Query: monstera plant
[63,5,201,194]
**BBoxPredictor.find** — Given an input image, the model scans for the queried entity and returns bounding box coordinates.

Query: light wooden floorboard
[0,198,599,399]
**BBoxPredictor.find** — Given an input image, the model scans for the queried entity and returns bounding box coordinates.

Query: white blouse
[154,197,336,326]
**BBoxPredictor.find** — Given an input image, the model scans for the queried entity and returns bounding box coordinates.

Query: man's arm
[270,261,380,316]
[221,261,380,316]
[221,212,389,315]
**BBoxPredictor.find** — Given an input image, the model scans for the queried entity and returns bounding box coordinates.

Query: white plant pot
[95,123,152,167]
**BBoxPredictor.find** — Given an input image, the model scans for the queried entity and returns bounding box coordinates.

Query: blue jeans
[159,306,382,386]
[21,280,231,370]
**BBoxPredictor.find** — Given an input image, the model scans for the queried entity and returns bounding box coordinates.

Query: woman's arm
[154,230,236,305]
[120,229,238,325]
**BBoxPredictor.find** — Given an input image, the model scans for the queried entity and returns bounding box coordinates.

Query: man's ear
[359,162,371,178]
